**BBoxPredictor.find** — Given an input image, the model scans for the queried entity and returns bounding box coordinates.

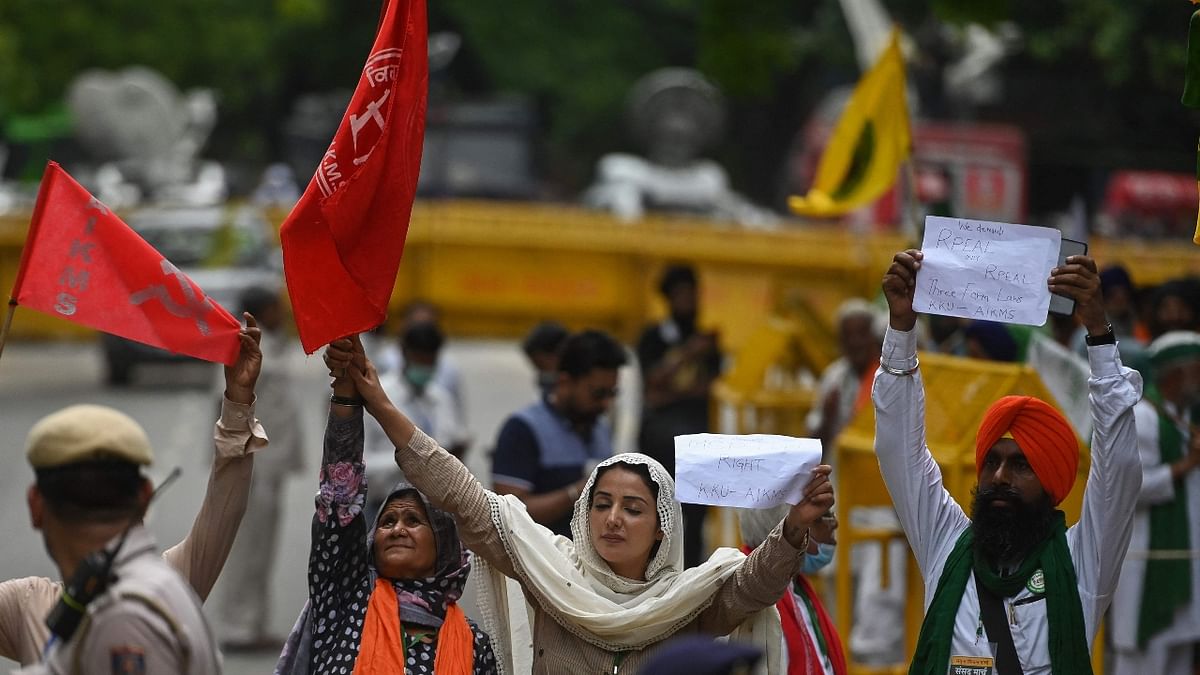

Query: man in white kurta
[1111,331,1200,675]
[876,249,1142,673]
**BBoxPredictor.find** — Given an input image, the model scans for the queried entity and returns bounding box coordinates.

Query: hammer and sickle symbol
[349,89,390,166]
[129,260,216,336]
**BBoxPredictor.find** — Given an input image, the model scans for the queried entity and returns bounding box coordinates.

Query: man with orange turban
[878,249,1143,675]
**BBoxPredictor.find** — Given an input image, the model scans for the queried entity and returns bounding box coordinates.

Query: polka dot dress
[305,411,498,673]
[395,625,498,674]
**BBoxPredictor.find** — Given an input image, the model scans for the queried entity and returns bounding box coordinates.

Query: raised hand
[1047,255,1108,336]
[224,313,262,404]
[810,511,838,547]
[882,249,923,332]
[783,465,835,549]
[346,354,391,417]
[323,336,361,400]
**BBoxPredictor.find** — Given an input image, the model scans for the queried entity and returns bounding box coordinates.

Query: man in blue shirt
[492,330,628,537]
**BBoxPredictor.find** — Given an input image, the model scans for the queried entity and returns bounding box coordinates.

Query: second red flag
[280,0,429,353]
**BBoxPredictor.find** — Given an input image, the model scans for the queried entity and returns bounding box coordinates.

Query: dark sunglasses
[589,386,619,401]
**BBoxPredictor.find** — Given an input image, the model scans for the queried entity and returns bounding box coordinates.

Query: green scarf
[909,511,1091,675]
[1137,399,1191,646]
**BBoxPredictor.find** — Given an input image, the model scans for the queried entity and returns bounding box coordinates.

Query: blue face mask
[801,543,835,575]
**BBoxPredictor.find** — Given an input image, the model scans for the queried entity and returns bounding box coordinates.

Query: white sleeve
[1133,402,1176,507]
[872,327,970,577]
[162,397,265,601]
[1066,342,1143,618]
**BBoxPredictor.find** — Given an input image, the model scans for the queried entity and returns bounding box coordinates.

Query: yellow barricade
[0,201,904,344]
[3,199,1199,358]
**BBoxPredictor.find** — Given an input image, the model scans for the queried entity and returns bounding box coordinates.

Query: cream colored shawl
[473,452,782,674]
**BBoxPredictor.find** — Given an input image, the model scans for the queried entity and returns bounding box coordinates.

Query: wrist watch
[1084,323,1116,346]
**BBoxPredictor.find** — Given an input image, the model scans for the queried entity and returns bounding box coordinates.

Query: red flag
[10,162,242,365]
[280,0,428,353]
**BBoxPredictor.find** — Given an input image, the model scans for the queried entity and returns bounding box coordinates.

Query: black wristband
[1085,324,1116,346]
[330,394,364,407]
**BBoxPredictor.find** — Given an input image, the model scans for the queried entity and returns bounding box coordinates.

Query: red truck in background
[1097,170,1198,240]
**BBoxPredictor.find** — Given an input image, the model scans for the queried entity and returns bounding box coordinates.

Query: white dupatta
[473,453,782,674]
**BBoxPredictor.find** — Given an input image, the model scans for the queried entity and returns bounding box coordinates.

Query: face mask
[801,542,835,575]
[404,364,435,390]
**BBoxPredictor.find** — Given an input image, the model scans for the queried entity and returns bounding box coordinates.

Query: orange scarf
[352,578,474,675]
[853,358,880,415]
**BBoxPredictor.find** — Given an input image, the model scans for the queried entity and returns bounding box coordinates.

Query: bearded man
[878,249,1143,674]
[492,329,628,538]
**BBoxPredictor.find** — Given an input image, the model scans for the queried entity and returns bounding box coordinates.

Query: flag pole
[0,299,17,363]
[904,160,921,245]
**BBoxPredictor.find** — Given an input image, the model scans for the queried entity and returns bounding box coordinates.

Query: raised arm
[0,577,59,665]
[328,337,518,577]
[1050,255,1142,627]
[876,250,970,577]
[698,467,833,633]
[162,314,268,600]
[308,365,372,615]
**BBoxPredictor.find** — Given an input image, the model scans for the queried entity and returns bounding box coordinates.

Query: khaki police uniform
[13,404,224,674]
[0,397,267,666]
[16,526,221,674]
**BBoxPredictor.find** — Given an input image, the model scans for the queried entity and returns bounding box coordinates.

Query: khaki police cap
[25,404,154,468]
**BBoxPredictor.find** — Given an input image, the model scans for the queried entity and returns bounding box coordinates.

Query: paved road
[0,337,534,673]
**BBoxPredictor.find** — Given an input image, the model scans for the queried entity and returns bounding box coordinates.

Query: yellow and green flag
[789,28,911,218]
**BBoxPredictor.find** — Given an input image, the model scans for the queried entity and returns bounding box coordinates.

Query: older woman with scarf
[273,366,498,674]
[325,336,834,674]
[738,506,847,675]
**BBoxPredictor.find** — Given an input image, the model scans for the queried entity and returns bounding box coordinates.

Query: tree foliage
[922,0,1190,93]
[0,0,1194,204]
[0,0,372,162]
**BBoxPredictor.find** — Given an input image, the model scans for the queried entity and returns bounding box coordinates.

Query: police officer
[16,404,221,675]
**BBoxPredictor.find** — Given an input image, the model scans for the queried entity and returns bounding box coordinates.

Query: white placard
[913,216,1061,326]
[674,433,822,508]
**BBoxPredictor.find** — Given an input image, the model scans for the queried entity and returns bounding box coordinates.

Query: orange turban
[975,395,1079,505]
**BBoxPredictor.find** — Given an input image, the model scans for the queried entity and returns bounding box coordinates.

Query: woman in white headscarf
[326,337,833,674]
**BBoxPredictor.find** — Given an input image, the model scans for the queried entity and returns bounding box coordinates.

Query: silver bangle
[795,528,811,554]
[880,357,919,377]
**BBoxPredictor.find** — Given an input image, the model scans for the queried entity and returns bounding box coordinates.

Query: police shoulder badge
[110,646,146,675]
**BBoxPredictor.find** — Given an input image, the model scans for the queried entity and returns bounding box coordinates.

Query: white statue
[67,66,226,206]
[585,68,777,227]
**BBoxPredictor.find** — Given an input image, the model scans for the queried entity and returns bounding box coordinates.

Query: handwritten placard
[913,216,1061,326]
[674,434,822,508]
